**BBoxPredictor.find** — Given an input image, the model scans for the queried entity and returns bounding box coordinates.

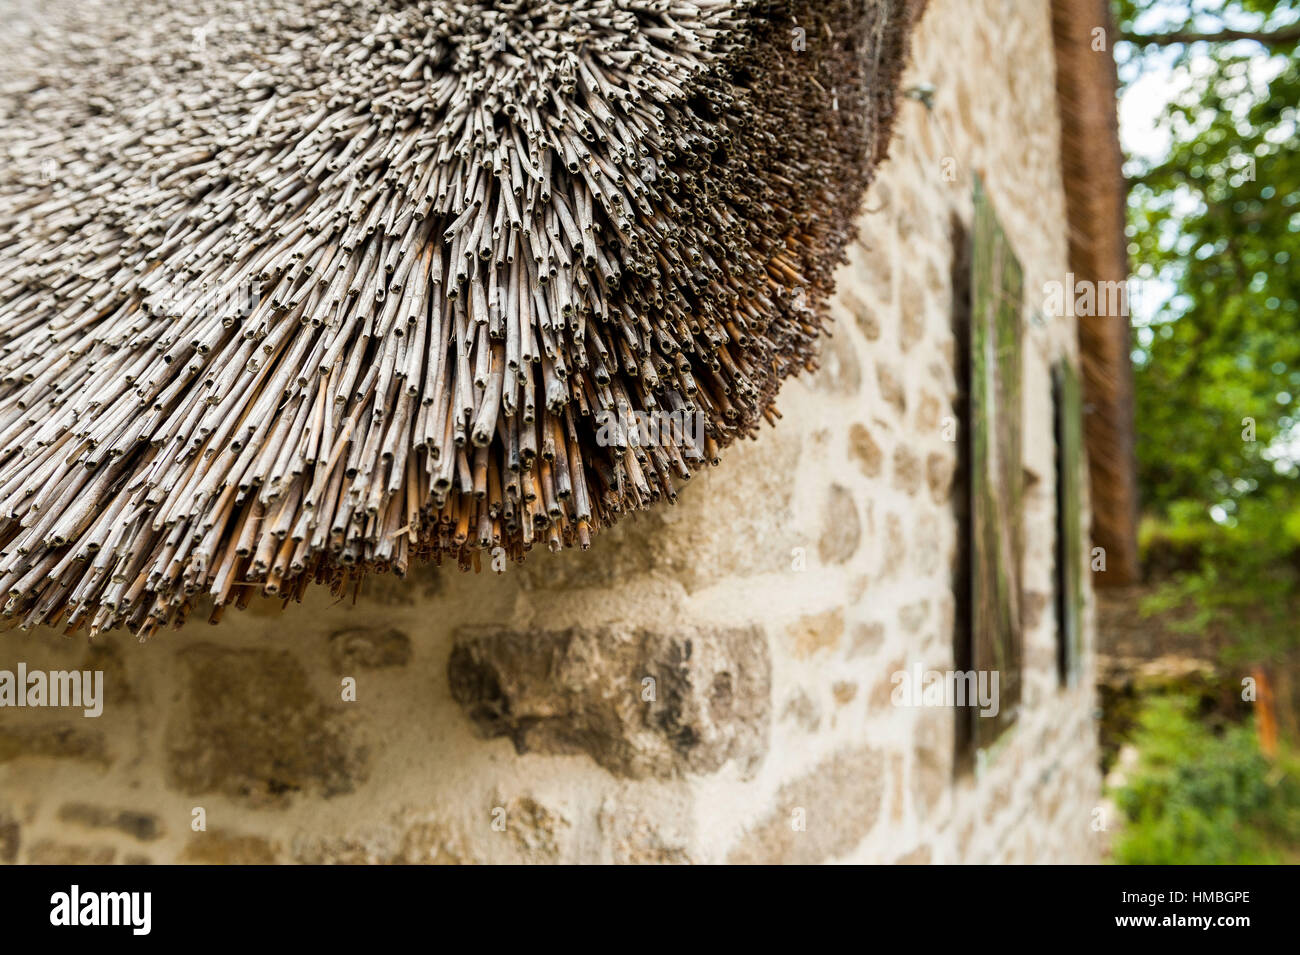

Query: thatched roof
[0,0,924,636]
[1050,0,1141,585]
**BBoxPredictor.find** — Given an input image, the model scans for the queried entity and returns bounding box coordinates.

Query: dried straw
[0,0,920,637]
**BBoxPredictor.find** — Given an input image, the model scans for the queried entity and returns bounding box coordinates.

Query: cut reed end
[0,0,923,636]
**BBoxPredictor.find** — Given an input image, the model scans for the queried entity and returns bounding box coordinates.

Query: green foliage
[1117,0,1300,665]
[1141,493,1300,666]
[1118,0,1300,511]
[1111,695,1300,864]
[1112,6,1300,864]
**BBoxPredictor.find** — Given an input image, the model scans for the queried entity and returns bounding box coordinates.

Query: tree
[1116,0,1300,676]
[1121,23,1300,48]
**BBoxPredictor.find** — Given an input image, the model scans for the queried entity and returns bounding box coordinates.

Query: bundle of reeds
[0,0,922,637]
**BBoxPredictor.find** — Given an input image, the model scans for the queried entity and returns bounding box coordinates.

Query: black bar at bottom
[0,864,1283,942]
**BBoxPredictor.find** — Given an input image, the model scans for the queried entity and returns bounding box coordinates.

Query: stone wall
[0,0,1105,864]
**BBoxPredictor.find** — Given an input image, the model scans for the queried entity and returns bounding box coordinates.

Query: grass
[1110,694,1300,864]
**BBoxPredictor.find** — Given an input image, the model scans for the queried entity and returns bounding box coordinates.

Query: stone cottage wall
[0,0,1104,865]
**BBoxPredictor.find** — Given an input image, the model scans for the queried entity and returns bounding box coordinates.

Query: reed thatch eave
[0,0,925,636]
[1050,0,1141,586]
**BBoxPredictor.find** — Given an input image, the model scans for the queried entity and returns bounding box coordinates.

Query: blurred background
[1102,0,1300,863]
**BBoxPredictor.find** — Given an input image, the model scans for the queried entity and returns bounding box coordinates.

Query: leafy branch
[1120,23,1300,48]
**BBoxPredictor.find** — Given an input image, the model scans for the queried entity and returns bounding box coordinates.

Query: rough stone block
[57,803,162,842]
[329,626,413,670]
[892,445,923,495]
[448,624,771,780]
[0,725,108,766]
[818,484,862,565]
[181,829,280,864]
[165,645,367,804]
[25,840,115,865]
[727,745,884,864]
[0,809,17,864]
[787,609,845,659]
[849,422,884,477]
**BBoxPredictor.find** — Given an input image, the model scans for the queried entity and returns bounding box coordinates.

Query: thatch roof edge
[1050,0,1141,586]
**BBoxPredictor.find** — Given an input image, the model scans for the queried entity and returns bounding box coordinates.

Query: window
[1053,360,1085,687]
[968,179,1024,751]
